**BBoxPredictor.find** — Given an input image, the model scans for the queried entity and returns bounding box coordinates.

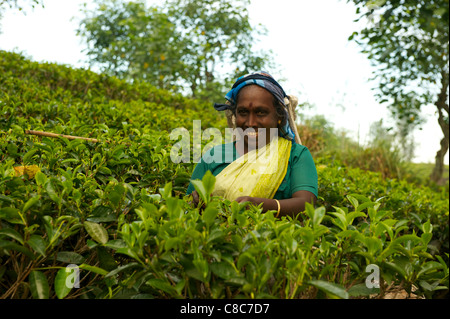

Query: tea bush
[298,115,412,181]
[0,51,448,299]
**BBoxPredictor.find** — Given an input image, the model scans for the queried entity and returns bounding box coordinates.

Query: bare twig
[25,130,100,143]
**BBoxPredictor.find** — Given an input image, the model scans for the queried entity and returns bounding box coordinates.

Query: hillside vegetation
[0,51,448,299]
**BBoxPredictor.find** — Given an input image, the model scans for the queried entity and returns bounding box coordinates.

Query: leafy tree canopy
[77,0,276,102]
[348,0,449,182]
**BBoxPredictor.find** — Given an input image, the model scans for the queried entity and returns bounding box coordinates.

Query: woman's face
[235,85,279,151]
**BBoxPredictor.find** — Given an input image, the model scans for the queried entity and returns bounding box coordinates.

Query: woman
[186,72,318,218]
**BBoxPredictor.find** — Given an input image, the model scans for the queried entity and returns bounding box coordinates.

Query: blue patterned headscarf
[214,71,296,143]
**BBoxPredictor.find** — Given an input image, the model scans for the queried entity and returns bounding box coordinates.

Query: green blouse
[186,140,318,199]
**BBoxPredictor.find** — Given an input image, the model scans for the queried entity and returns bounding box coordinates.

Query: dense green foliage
[347,0,449,183]
[77,0,274,102]
[0,51,448,299]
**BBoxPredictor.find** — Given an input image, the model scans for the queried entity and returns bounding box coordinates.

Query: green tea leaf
[146,278,177,296]
[27,235,47,257]
[84,221,108,245]
[62,179,73,194]
[56,251,85,264]
[105,262,141,278]
[54,268,73,299]
[0,228,24,245]
[207,228,224,244]
[105,239,127,250]
[175,278,186,295]
[422,220,433,234]
[61,158,80,165]
[349,194,370,203]
[23,149,38,163]
[0,240,35,259]
[347,195,359,209]
[356,201,374,213]
[202,170,215,197]
[165,237,181,251]
[116,247,141,261]
[304,201,315,220]
[0,207,24,224]
[29,271,50,299]
[348,283,379,297]
[203,203,219,226]
[384,261,407,278]
[392,234,421,247]
[312,206,326,228]
[237,252,257,269]
[22,195,40,213]
[193,259,209,282]
[98,166,112,175]
[166,197,183,220]
[421,232,433,246]
[297,227,314,249]
[364,237,383,255]
[330,210,348,231]
[97,246,118,271]
[417,261,444,279]
[159,182,173,200]
[191,179,206,203]
[45,179,61,206]
[34,171,47,187]
[210,261,237,280]
[108,184,126,208]
[346,211,366,225]
[79,263,108,276]
[0,194,14,204]
[308,280,349,299]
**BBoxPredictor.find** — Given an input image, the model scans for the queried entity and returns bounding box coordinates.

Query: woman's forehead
[236,85,274,102]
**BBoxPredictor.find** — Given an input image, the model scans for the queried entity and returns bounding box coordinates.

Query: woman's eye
[257,111,267,116]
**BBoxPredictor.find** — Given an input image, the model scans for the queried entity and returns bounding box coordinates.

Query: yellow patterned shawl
[212,137,291,201]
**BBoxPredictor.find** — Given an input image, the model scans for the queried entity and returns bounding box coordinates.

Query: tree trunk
[190,78,198,99]
[430,70,449,184]
[430,136,449,184]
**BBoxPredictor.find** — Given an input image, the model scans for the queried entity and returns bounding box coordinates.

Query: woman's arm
[236,190,316,218]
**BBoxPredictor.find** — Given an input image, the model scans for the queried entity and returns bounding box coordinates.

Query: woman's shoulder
[288,141,314,164]
[290,141,311,156]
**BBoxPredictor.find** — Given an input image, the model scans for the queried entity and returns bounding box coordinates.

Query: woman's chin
[245,136,267,150]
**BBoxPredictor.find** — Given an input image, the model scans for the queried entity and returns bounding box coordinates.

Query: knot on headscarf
[214,71,296,143]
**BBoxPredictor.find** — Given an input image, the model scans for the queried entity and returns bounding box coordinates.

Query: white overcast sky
[0,0,447,164]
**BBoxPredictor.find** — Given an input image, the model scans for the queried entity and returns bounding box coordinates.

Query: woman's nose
[247,112,257,127]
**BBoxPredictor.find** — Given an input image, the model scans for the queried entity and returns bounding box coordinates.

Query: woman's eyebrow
[236,105,270,110]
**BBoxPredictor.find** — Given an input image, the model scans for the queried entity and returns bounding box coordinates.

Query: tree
[77,0,275,102]
[348,0,449,183]
[164,0,275,100]
[77,0,185,91]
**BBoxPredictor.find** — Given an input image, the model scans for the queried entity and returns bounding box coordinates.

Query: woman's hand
[236,196,261,210]
[191,190,207,211]
[236,196,254,204]
[236,191,316,218]
[191,190,200,206]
